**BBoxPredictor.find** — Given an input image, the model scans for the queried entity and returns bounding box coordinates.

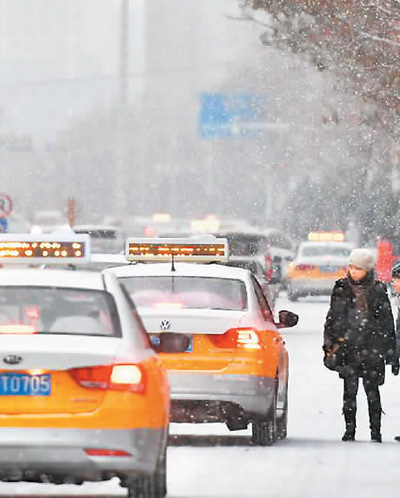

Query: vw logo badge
[3,355,22,365]
[160,319,171,331]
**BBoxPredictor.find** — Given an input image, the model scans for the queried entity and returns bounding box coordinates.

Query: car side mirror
[277,310,299,329]
[158,333,190,353]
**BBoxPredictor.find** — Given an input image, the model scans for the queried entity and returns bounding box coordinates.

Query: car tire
[127,445,167,498]
[251,389,277,446]
[276,387,288,440]
[287,290,298,302]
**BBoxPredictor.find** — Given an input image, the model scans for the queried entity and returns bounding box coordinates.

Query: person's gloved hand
[322,341,332,354]
[392,363,400,376]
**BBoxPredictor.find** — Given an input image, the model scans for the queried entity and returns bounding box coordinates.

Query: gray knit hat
[349,248,375,272]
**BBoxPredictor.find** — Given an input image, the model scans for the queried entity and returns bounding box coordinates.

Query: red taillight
[236,328,262,350]
[210,328,238,348]
[211,328,261,350]
[69,364,146,393]
[85,449,131,457]
[296,264,316,272]
[0,324,37,334]
[25,306,41,320]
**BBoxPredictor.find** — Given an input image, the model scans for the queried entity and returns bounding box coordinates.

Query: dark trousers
[343,374,381,432]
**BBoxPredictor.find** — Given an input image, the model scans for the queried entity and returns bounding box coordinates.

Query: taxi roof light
[308,231,345,242]
[125,237,229,263]
[0,233,91,264]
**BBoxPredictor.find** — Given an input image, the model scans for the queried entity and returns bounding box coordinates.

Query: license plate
[150,334,193,353]
[0,374,51,396]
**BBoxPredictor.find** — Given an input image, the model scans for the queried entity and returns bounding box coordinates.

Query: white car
[0,263,169,497]
[109,258,298,446]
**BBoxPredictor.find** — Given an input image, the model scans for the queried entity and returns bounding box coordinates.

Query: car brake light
[211,328,261,350]
[69,364,146,393]
[0,324,37,334]
[237,329,261,349]
[85,449,131,457]
[25,307,41,320]
[296,264,316,271]
[110,365,145,392]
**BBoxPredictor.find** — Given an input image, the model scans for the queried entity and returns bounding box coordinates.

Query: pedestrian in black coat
[323,248,399,443]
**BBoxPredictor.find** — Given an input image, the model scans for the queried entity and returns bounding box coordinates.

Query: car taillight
[296,264,316,272]
[237,328,262,350]
[211,328,261,350]
[69,364,146,393]
[85,449,131,457]
[110,365,145,392]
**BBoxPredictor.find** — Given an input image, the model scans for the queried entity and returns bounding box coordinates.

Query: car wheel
[251,389,277,446]
[127,445,167,498]
[287,290,298,302]
[276,387,288,440]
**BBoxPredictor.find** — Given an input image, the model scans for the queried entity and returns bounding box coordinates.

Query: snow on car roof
[107,262,251,281]
[0,269,106,290]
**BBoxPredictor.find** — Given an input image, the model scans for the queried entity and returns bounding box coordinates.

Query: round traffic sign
[0,193,13,218]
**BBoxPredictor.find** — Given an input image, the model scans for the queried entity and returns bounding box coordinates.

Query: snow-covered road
[2,293,400,497]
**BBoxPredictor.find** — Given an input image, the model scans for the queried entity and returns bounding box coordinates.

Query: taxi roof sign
[308,231,345,242]
[125,237,229,263]
[0,233,91,264]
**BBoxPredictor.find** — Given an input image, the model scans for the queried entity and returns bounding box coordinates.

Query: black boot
[366,382,382,443]
[342,423,356,442]
[371,430,382,443]
[369,411,382,443]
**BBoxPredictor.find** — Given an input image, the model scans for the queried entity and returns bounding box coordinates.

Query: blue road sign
[199,93,267,139]
[0,218,8,233]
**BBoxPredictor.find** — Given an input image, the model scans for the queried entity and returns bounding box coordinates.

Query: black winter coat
[324,274,398,381]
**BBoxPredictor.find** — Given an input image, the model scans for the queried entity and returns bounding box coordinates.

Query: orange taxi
[109,238,299,446]
[287,231,352,301]
[0,234,169,498]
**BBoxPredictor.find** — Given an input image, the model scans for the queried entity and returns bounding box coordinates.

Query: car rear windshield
[121,276,248,311]
[301,245,352,258]
[0,286,121,337]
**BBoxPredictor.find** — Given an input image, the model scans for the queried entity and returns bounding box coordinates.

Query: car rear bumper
[0,427,166,484]
[168,372,275,420]
[289,278,336,296]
